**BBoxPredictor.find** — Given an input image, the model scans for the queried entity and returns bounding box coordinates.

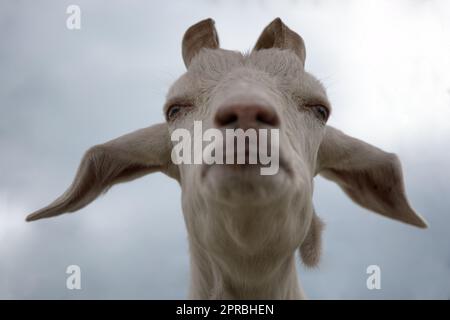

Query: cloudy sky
[1,0,449,299]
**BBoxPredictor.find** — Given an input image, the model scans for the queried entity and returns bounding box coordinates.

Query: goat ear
[182,18,219,68]
[315,126,427,228]
[26,123,176,222]
[299,212,324,268]
[253,18,306,66]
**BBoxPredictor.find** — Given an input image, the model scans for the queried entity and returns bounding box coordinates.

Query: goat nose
[214,104,280,129]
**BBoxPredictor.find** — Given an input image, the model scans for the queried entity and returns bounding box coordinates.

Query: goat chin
[200,164,291,204]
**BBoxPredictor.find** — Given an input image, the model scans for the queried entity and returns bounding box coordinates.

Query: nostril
[216,111,238,127]
[256,108,279,127]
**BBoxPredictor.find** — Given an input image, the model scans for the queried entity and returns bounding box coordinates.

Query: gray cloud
[1,0,449,299]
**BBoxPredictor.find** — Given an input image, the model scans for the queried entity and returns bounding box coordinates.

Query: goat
[26,18,427,299]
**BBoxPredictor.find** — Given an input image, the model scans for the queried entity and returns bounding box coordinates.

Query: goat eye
[309,105,329,122]
[166,104,184,121]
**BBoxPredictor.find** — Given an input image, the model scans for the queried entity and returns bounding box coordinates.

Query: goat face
[166,19,329,258]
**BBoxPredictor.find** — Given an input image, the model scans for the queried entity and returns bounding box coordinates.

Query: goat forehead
[187,48,304,79]
[167,48,328,103]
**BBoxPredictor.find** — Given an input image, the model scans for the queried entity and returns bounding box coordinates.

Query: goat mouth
[200,154,291,179]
